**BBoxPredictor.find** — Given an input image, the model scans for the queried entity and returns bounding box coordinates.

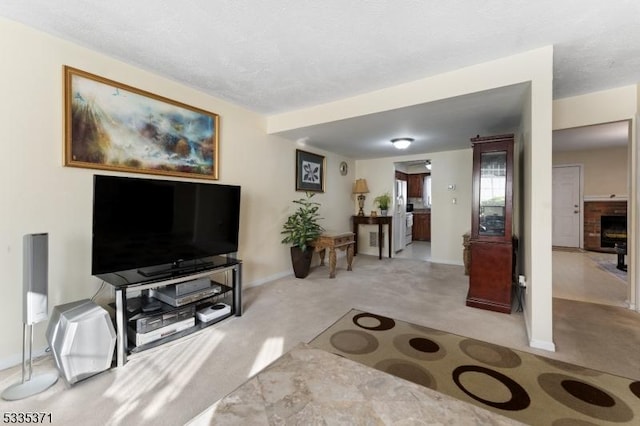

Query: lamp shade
[353,179,369,194]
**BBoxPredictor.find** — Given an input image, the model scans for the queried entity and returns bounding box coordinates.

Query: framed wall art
[295,149,325,192]
[64,66,220,179]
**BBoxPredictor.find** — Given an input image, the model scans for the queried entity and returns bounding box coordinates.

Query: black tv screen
[92,175,241,276]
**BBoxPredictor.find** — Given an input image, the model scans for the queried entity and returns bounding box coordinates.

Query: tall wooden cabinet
[407,174,424,198]
[466,134,515,314]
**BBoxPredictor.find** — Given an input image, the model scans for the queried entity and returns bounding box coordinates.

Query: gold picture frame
[64,66,220,179]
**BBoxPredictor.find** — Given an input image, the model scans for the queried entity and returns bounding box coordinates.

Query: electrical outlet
[518,275,526,288]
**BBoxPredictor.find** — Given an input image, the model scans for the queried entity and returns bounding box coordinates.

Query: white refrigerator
[394,179,407,253]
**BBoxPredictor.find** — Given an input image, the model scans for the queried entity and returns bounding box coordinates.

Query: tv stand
[101,257,242,366]
[137,260,215,277]
[139,290,162,312]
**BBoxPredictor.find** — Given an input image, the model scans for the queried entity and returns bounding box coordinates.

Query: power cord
[91,281,106,302]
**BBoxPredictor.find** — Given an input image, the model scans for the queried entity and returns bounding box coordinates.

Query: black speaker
[23,233,48,325]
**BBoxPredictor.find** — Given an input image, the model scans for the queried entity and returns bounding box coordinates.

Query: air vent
[369,232,384,247]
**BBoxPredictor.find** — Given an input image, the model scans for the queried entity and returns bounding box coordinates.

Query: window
[423,174,432,207]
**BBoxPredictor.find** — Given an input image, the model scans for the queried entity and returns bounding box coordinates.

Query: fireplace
[600,215,627,248]
[583,200,627,251]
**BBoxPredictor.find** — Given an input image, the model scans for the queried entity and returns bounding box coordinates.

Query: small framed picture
[295,149,325,192]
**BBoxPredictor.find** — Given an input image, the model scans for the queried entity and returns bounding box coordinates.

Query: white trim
[0,347,49,371]
[584,195,628,201]
[529,338,556,352]
[521,297,555,351]
[429,258,464,267]
[244,271,291,289]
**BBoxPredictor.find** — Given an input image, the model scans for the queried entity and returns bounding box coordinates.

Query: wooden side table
[310,232,355,278]
[352,215,392,259]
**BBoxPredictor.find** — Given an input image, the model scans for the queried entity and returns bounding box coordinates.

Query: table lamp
[353,179,369,216]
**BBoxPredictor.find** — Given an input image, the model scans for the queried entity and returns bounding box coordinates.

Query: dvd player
[128,301,195,334]
[149,282,223,307]
[128,317,195,346]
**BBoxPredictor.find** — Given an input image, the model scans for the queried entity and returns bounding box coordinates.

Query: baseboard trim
[429,258,464,266]
[522,303,556,352]
[245,270,291,289]
[0,347,49,371]
[530,338,556,352]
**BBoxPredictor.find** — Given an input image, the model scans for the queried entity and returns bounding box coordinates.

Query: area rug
[309,309,640,425]
[582,249,627,282]
[595,260,627,282]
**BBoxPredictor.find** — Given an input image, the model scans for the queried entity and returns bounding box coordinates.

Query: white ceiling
[553,121,630,152]
[276,83,529,158]
[1,0,638,158]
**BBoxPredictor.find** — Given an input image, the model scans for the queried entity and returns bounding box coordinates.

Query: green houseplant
[374,192,391,215]
[281,192,324,278]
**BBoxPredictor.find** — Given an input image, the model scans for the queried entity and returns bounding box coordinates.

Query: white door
[552,165,581,247]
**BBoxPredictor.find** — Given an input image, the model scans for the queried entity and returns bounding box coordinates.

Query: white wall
[523,49,554,351]
[0,18,353,365]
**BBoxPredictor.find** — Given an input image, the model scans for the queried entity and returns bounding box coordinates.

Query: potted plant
[374,192,391,216]
[281,192,324,278]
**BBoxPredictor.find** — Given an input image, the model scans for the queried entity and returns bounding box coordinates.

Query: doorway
[552,121,630,308]
[394,159,432,261]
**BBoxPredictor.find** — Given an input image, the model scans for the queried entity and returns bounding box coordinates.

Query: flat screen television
[92,175,241,277]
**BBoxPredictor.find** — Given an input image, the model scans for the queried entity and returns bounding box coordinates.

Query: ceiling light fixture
[391,138,414,150]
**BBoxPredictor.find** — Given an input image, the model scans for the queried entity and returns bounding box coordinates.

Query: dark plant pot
[290,246,313,278]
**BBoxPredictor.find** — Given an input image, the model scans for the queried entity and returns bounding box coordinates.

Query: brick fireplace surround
[584,200,627,251]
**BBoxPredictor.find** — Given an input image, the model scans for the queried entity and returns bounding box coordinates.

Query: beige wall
[355,149,472,264]
[9,19,625,363]
[553,147,628,197]
[0,18,353,365]
[429,149,473,264]
[553,86,638,312]
[269,46,556,351]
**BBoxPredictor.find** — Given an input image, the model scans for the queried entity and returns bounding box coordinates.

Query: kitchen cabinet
[407,173,428,198]
[413,211,430,241]
[466,133,515,314]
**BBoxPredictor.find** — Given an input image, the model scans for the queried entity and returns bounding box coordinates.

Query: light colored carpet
[552,249,628,308]
[310,309,640,425]
[0,255,638,425]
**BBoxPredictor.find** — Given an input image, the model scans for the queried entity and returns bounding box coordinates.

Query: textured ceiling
[1,1,638,157]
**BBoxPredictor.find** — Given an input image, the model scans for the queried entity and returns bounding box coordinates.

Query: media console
[99,256,242,366]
